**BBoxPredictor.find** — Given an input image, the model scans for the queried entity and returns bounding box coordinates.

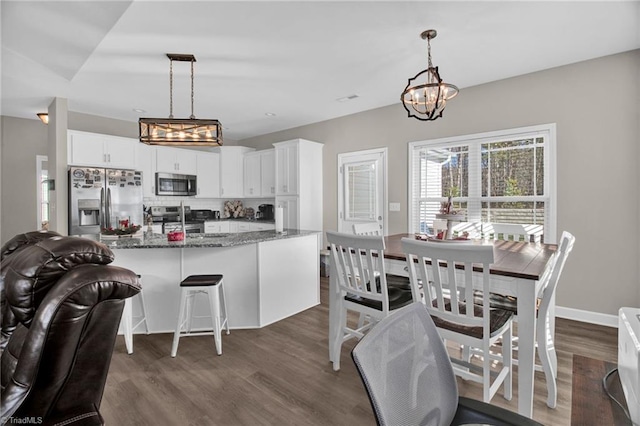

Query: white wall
[239,50,640,316]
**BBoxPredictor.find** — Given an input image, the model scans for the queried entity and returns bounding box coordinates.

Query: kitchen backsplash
[144,196,275,214]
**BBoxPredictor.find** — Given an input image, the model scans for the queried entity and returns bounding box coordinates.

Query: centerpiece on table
[100,218,142,240]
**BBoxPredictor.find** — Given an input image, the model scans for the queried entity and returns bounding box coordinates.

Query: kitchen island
[99,230,320,332]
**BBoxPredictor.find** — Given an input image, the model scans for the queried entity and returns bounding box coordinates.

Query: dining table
[328,233,558,418]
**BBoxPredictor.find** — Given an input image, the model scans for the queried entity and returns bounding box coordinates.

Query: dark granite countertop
[84,229,318,249]
[204,218,276,224]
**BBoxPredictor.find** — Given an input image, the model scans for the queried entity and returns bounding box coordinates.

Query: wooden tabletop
[383,234,557,281]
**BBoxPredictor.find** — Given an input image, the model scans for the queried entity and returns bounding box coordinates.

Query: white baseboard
[556,306,618,328]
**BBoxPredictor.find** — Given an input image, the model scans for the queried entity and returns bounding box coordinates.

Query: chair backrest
[352,222,382,236]
[488,223,544,243]
[401,238,494,331]
[351,302,460,426]
[537,231,575,320]
[327,231,392,311]
[450,222,483,239]
[1,235,140,424]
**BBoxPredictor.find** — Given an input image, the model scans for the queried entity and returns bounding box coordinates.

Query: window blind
[409,125,556,242]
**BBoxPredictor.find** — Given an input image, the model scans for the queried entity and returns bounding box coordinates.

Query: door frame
[337,147,388,234]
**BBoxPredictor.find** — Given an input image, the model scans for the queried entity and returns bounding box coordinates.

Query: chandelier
[400,30,458,121]
[139,53,223,146]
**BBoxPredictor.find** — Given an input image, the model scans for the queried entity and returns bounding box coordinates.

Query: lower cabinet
[204,221,230,234]
[204,221,275,234]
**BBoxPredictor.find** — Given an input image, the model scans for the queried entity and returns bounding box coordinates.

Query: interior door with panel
[338,149,387,235]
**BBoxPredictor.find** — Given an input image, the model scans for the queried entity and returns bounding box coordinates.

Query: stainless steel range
[150,205,204,234]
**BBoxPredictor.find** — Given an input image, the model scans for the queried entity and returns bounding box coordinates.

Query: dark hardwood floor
[101,277,618,425]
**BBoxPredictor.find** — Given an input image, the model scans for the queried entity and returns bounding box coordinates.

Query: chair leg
[138,289,150,335]
[171,288,187,358]
[208,286,223,356]
[482,342,491,403]
[185,292,195,333]
[538,314,557,408]
[504,326,513,401]
[332,307,347,371]
[219,281,230,335]
[122,298,133,355]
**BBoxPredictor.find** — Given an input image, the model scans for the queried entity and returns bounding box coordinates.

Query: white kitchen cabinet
[155,147,197,175]
[251,222,275,231]
[261,149,276,196]
[136,143,156,198]
[68,130,137,169]
[274,139,323,232]
[243,152,261,197]
[237,222,252,233]
[275,142,298,195]
[204,221,230,234]
[244,149,275,197]
[228,222,239,233]
[278,197,299,230]
[196,152,220,198]
[213,146,254,198]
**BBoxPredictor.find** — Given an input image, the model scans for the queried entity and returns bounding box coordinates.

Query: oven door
[163,222,204,234]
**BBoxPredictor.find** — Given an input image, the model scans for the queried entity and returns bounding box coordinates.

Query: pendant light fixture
[400,30,458,121]
[139,53,223,146]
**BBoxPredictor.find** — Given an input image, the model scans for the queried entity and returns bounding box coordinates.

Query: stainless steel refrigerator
[68,166,143,235]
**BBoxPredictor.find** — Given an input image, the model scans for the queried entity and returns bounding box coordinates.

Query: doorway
[337,148,387,234]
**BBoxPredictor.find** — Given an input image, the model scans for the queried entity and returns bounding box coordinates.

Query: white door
[338,148,387,234]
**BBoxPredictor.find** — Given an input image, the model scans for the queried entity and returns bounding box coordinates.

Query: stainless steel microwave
[155,172,197,196]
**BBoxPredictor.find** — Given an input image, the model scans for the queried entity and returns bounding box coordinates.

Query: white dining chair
[352,222,382,236]
[478,231,575,408]
[326,231,416,371]
[489,223,544,243]
[401,238,514,403]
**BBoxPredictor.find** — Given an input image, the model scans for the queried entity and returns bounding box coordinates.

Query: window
[408,124,556,243]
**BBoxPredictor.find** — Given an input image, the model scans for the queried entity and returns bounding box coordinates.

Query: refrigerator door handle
[106,188,112,229]
[100,187,105,230]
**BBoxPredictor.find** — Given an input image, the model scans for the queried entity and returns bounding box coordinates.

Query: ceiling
[2,1,639,141]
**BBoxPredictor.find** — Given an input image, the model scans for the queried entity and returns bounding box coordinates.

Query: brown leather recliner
[1,230,62,349]
[0,234,140,425]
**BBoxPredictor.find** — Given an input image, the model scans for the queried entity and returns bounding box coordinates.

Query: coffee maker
[256,204,274,220]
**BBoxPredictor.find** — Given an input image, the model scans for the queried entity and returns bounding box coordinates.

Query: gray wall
[1,116,48,243]
[1,50,638,315]
[239,50,640,316]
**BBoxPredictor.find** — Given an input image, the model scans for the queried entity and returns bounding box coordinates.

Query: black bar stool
[170,274,229,357]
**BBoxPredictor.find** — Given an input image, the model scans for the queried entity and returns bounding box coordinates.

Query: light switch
[389,202,401,212]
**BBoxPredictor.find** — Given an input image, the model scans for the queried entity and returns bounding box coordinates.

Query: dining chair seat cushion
[345,286,414,311]
[430,299,513,339]
[473,291,542,315]
[385,274,412,291]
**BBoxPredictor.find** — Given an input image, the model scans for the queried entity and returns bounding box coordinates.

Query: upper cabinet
[196,152,220,198]
[213,146,255,198]
[135,143,156,198]
[243,149,275,198]
[260,149,276,196]
[274,139,323,232]
[275,142,299,195]
[156,147,197,175]
[68,130,137,169]
[244,151,261,197]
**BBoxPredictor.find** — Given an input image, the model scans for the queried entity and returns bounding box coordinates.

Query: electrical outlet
[389,202,401,212]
